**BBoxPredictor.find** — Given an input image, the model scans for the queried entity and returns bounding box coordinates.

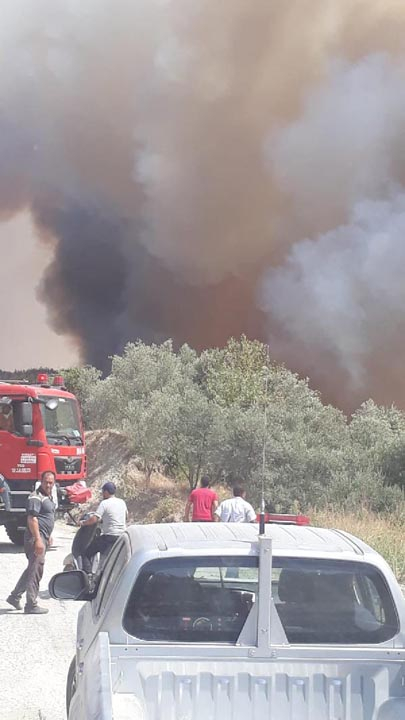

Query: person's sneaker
[6,595,22,611]
[24,605,49,615]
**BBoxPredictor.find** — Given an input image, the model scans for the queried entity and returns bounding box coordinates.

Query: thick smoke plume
[2,1,405,408]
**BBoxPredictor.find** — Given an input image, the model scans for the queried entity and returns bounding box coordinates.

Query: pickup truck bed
[74,632,405,719]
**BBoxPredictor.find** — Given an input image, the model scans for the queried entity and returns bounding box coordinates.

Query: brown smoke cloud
[2,1,405,408]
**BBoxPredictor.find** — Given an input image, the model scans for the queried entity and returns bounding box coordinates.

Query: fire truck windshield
[39,396,83,446]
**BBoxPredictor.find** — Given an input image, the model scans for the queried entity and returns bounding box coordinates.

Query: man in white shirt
[81,481,128,572]
[215,485,257,523]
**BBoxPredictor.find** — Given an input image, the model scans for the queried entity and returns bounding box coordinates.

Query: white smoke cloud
[266,54,405,235]
[262,54,405,402]
[261,193,405,388]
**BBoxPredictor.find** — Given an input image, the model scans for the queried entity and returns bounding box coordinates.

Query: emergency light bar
[257,513,310,526]
[36,373,65,388]
[37,373,49,384]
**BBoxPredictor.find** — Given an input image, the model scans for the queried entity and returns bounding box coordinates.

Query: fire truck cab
[0,374,86,544]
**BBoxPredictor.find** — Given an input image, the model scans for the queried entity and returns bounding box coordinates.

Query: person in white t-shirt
[215,485,257,523]
[81,481,128,572]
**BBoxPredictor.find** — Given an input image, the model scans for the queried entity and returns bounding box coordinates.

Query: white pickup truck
[50,521,405,719]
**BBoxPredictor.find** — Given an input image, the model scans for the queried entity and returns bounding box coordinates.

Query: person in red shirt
[184,476,218,522]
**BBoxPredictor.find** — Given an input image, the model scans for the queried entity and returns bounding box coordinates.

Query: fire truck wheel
[5,522,25,546]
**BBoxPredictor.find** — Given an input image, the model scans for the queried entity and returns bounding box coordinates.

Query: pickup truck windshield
[123,556,399,645]
[39,396,83,445]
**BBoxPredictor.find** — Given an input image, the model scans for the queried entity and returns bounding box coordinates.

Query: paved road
[0,521,82,720]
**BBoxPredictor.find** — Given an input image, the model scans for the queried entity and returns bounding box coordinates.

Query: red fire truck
[0,373,86,544]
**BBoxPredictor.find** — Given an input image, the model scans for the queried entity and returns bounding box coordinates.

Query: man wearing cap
[81,482,128,573]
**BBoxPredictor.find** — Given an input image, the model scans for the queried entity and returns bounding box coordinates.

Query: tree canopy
[64,337,405,512]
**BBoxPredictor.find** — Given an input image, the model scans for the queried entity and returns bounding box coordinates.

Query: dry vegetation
[137,490,405,584]
[311,508,405,583]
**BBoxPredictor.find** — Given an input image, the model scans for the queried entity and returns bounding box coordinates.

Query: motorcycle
[62,511,101,574]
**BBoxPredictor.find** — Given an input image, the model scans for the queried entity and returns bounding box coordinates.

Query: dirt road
[0,521,81,720]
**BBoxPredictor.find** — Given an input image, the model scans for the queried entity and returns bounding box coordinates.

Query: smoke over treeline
[2,1,405,408]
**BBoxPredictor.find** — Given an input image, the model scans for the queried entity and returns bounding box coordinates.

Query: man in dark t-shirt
[184,476,218,522]
[7,471,56,614]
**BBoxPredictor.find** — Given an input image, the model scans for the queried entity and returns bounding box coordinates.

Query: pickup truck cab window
[273,557,399,644]
[123,555,399,645]
[123,556,258,642]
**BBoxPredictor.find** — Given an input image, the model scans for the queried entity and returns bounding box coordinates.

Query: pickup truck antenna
[259,348,270,535]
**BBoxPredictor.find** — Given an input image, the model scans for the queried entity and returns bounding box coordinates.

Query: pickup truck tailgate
[110,647,405,720]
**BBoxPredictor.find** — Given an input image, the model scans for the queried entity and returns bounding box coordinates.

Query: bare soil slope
[85,429,187,522]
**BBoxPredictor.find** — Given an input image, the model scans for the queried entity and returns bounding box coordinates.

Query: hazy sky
[0,212,78,370]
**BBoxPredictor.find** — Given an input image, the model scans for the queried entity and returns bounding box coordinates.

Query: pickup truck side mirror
[49,570,95,601]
